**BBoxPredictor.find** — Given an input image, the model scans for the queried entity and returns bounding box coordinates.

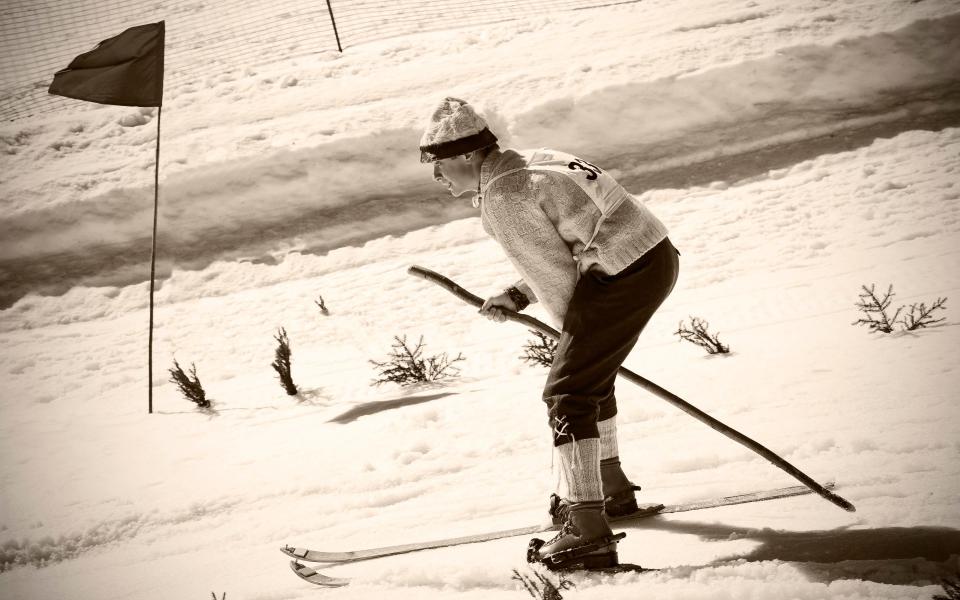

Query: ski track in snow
[1,1,959,599]
[1,5,958,309]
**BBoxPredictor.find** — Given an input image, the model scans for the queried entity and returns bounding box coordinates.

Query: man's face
[432,155,476,198]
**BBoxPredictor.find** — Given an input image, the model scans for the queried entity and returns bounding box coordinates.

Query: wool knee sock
[598,416,618,460]
[555,437,602,503]
[598,416,633,497]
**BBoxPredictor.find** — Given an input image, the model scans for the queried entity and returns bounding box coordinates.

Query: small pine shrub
[511,568,574,600]
[369,335,465,386]
[899,297,947,331]
[271,327,298,396]
[521,330,558,368]
[315,296,329,315]
[853,284,947,333]
[676,316,730,354]
[168,359,210,409]
[852,284,901,333]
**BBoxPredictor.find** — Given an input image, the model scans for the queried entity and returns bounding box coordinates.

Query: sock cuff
[598,416,618,460]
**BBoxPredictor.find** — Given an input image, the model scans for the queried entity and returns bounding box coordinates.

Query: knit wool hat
[419,97,498,163]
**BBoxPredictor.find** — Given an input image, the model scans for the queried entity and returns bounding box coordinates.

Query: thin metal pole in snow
[148,106,162,414]
[326,0,343,52]
[407,265,856,513]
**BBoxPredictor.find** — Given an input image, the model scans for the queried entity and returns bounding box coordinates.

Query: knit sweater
[479,148,669,325]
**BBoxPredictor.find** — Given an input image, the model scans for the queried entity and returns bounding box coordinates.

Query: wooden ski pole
[408,265,855,513]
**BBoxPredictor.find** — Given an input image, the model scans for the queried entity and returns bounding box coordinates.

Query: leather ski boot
[528,500,625,570]
[601,457,642,517]
[549,457,642,524]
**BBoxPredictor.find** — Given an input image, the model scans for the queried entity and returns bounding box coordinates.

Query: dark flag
[47,21,167,413]
[49,21,165,107]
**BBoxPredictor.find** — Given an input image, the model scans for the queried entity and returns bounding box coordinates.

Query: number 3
[568,159,601,181]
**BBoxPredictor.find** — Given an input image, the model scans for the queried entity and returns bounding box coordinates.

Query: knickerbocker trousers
[543,236,680,445]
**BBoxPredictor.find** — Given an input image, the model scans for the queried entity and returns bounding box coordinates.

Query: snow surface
[1,1,959,599]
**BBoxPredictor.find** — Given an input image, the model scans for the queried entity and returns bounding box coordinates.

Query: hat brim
[420,128,498,163]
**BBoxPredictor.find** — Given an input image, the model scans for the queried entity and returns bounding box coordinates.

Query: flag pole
[44,20,166,414]
[148,105,162,414]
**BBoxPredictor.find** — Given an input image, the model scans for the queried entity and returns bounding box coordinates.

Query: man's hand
[480,292,518,323]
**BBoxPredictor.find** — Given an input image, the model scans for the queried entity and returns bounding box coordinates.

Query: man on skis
[419,97,680,569]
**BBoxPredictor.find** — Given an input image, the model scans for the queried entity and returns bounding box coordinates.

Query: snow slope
[1,0,958,307]
[1,1,959,599]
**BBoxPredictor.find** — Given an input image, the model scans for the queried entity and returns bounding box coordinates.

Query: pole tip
[829,491,856,512]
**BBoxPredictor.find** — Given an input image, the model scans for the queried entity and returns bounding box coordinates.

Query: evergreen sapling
[315,296,329,316]
[853,284,947,333]
[511,568,574,600]
[853,284,901,333]
[271,327,298,396]
[168,359,209,409]
[370,335,465,386]
[899,297,947,331]
[676,316,730,354]
[521,330,558,367]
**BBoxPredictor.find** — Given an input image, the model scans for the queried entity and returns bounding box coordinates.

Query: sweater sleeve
[482,177,579,325]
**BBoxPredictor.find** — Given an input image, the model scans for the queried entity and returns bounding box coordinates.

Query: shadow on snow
[633,518,960,586]
[328,391,456,424]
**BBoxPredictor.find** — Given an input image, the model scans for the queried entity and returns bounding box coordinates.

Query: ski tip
[289,559,312,574]
[289,560,350,587]
[280,545,307,559]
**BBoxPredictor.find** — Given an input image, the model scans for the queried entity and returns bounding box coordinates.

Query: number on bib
[568,158,601,181]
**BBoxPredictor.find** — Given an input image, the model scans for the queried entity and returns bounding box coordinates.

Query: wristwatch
[504,286,530,311]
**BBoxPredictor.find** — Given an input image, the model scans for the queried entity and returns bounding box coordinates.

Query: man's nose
[433,163,442,181]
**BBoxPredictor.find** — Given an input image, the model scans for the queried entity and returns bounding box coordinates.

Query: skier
[419,97,680,569]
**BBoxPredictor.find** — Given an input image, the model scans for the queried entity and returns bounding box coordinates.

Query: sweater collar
[479,147,503,191]
[475,147,504,207]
